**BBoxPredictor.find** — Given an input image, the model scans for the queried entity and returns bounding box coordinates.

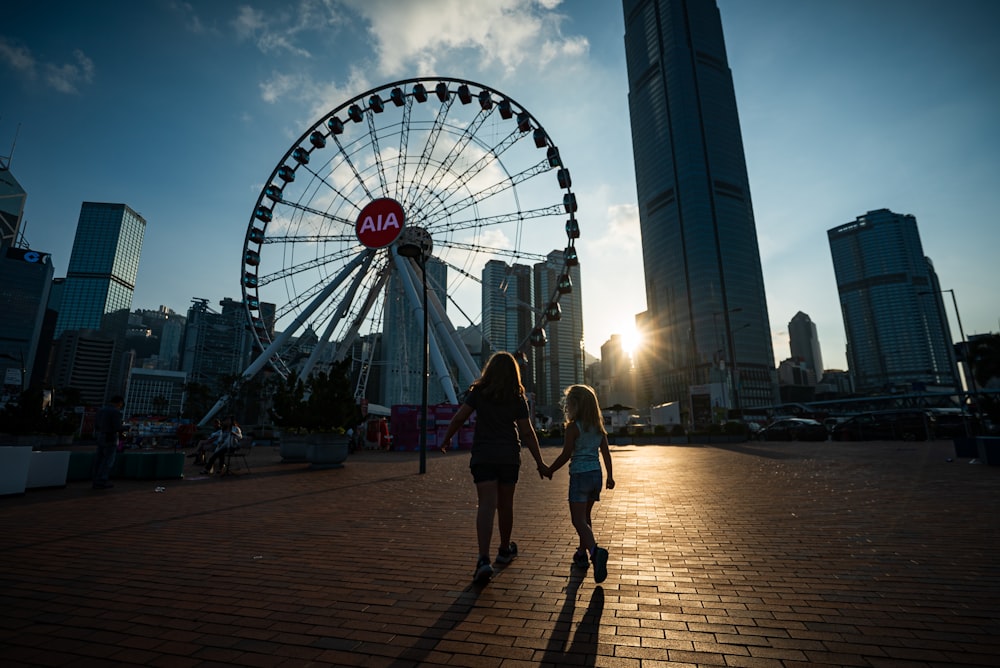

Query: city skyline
[2,1,998,374]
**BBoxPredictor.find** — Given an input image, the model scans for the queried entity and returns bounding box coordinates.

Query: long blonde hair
[470,351,525,402]
[561,384,606,435]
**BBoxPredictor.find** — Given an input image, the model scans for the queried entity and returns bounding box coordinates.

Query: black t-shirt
[465,386,529,455]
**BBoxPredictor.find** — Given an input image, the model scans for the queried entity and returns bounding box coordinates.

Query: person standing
[440,351,549,584]
[92,395,125,490]
[544,384,615,583]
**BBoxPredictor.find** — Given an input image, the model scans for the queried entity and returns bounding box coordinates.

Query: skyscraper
[0,158,27,253]
[0,246,53,392]
[54,202,146,339]
[828,209,958,393]
[532,249,584,414]
[788,311,824,382]
[623,0,777,413]
[481,260,533,357]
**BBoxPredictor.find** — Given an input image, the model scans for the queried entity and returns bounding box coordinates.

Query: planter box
[68,451,95,481]
[0,446,32,495]
[306,437,349,469]
[976,436,1000,466]
[26,451,71,489]
[954,437,978,458]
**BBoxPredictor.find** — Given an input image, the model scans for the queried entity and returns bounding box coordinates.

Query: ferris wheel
[207,77,579,421]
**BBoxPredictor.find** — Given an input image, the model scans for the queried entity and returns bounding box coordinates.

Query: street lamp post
[398,243,429,474]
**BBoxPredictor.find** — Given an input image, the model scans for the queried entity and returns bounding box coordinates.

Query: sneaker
[473,556,494,583]
[592,547,609,584]
[495,541,518,565]
[572,549,590,569]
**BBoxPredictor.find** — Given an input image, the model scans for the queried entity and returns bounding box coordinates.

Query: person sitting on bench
[201,416,243,475]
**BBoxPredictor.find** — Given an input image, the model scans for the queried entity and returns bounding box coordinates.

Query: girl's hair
[470,352,525,402]
[562,384,607,434]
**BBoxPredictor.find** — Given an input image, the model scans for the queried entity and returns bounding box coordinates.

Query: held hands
[439,438,450,453]
[537,462,552,480]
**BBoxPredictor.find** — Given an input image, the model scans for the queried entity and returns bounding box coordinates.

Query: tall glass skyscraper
[54,202,146,338]
[828,209,958,393]
[623,0,777,413]
[481,260,533,357]
[788,311,824,382]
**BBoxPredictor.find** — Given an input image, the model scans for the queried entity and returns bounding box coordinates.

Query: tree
[270,360,362,434]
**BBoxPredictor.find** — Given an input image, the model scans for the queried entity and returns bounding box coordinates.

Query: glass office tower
[54,202,146,338]
[828,209,958,393]
[623,0,777,413]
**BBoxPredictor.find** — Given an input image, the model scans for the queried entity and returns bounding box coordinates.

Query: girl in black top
[441,352,549,583]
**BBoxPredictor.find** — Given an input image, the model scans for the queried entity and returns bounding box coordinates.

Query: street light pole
[398,243,429,474]
[920,288,979,430]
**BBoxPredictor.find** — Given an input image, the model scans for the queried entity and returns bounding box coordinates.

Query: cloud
[167,1,208,33]
[0,38,94,94]
[340,0,589,77]
[44,49,94,94]
[0,37,36,76]
[233,0,346,58]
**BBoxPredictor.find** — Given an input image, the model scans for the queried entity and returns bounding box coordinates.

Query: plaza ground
[1,439,998,667]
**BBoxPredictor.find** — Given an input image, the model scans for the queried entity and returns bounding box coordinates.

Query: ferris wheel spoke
[331,133,375,202]
[264,234,357,245]
[426,204,566,236]
[276,199,358,229]
[409,109,491,214]
[394,96,413,202]
[365,107,390,195]
[257,248,357,287]
[403,96,455,206]
[414,158,552,228]
[438,240,547,263]
[417,127,525,219]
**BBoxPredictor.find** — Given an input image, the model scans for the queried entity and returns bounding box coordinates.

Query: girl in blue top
[545,384,615,583]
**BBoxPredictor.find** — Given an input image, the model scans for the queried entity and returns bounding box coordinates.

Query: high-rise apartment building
[54,202,146,339]
[623,0,777,414]
[788,311,824,383]
[481,260,533,359]
[181,298,251,392]
[532,249,584,414]
[829,209,959,393]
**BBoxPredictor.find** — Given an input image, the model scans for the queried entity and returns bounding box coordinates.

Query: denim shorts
[568,469,603,503]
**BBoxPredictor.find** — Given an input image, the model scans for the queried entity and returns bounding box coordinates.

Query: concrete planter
[0,446,32,495]
[281,433,350,468]
[26,451,71,489]
[306,435,350,469]
[976,436,1000,466]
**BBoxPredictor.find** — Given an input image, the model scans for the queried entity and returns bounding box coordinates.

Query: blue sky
[2,0,998,372]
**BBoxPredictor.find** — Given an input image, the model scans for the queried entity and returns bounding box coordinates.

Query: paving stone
[1,441,997,666]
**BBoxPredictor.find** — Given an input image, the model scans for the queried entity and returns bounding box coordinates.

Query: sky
[2,0,998,372]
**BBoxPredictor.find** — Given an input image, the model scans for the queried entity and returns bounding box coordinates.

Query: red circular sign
[356,198,405,248]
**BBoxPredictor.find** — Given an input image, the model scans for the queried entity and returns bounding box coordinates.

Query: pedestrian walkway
[1,440,998,666]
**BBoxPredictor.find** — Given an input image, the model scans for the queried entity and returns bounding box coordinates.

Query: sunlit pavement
[2,440,998,667]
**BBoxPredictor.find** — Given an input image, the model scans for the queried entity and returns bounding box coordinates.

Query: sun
[621,325,642,360]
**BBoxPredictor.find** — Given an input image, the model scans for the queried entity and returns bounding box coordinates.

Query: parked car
[830,410,934,441]
[757,418,828,442]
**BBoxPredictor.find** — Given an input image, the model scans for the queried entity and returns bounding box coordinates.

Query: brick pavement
[1,440,998,667]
